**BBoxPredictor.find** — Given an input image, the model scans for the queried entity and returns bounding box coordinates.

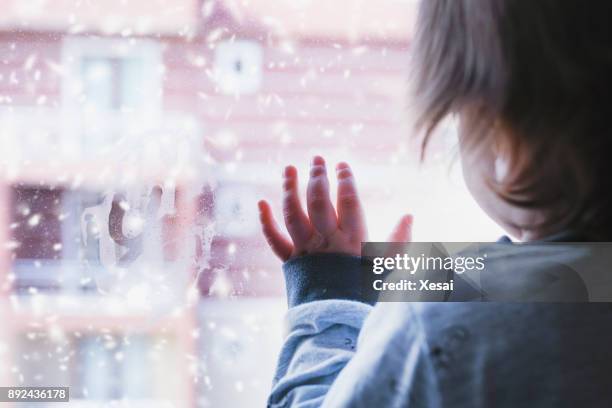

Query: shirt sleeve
[268,299,372,407]
[268,253,373,407]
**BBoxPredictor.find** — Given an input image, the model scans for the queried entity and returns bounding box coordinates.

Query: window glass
[0,1,503,407]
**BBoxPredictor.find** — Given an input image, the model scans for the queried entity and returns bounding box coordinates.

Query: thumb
[381,215,413,263]
[387,215,413,242]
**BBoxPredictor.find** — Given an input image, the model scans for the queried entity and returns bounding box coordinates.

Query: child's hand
[258,156,413,261]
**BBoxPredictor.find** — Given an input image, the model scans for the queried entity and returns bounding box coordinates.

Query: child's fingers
[388,215,413,242]
[307,156,338,236]
[258,200,294,261]
[336,162,366,238]
[283,165,313,245]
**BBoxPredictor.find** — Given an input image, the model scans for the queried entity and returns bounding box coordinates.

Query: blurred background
[0,0,502,406]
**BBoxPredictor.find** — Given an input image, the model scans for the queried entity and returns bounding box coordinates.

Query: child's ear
[490,120,512,183]
[494,154,509,183]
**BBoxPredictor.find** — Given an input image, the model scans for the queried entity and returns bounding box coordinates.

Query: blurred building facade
[0,0,429,406]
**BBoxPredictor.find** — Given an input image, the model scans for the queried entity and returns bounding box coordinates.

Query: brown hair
[411,0,612,240]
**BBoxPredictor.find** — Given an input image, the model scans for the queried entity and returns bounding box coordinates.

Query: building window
[19,331,175,402]
[80,56,152,112]
[73,334,157,400]
[61,37,162,154]
[213,40,263,95]
[63,37,162,113]
[11,186,63,261]
[10,185,105,292]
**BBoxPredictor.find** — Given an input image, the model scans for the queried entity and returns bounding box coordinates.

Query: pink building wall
[0,2,423,406]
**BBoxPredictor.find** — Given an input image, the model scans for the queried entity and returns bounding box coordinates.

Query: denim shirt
[268,239,612,407]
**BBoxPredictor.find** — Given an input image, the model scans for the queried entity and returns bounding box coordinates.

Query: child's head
[411,0,612,240]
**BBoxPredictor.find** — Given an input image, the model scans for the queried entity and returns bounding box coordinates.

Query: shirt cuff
[283,253,374,307]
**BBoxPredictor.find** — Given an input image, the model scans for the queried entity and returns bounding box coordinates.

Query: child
[258,0,612,406]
